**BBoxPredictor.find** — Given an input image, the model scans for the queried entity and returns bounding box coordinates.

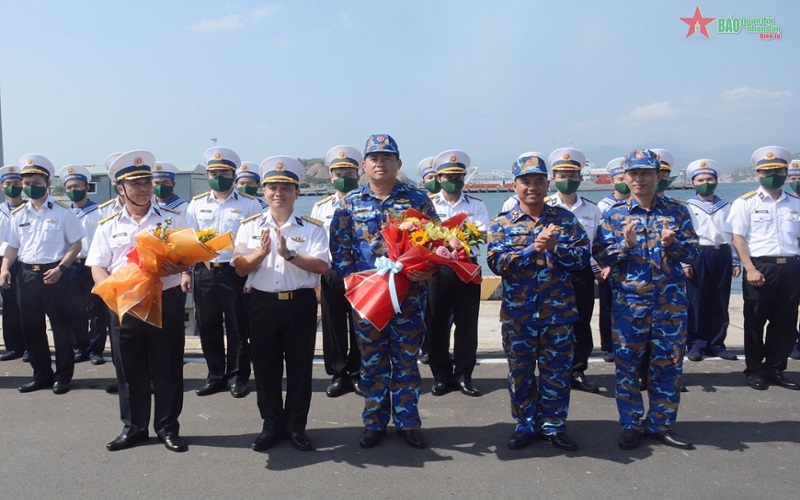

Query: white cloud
[188,5,280,33]
[619,101,679,123]
[721,86,792,101]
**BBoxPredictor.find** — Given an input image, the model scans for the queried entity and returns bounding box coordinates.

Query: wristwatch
[58,264,68,273]
[286,250,297,262]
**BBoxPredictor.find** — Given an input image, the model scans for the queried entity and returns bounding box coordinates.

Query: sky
[1,0,798,178]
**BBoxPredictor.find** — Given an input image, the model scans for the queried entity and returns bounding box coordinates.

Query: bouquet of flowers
[344,208,482,330]
[93,219,234,328]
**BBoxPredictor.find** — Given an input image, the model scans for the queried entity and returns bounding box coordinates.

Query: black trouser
[742,257,800,376]
[428,266,481,384]
[1,258,25,354]
[570,267,596,373]
[110,286,185,437]
[598,279,613,353]
[686,245,733,355]
[249,288,317,434]
[17,262,73,384]
[320,269,359,380]
[68,260,109,356]
[192,263,250,385]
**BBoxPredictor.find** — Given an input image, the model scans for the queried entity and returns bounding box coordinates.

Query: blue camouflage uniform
[593,194,698,433]
[329,181,437,431]
[487,205,590,437]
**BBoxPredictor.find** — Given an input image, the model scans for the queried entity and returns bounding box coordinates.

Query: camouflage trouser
[612,306,686,432]
[501,320,575,436]
[354,288,426,431]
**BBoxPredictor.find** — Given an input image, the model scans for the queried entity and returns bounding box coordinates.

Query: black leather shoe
[417,349,429,364]
[431,380,451,396]
[602,351,614,363]
[18,379,54,393]
[507,430,532,450]
[571,372,600,393]
[326,377,353,398]
[159,433,188,453]
[90,354,106,365]
[53,381,71,395]
[459,380,482,397]
[105,383,119,394]
[396,429,427,449]
[21,351,30,362]
[74,351,89,363]
[790,346,800,360]
[359,428,386,449]
[644,430,694,450]
[686,351,702,362]
[107,431,148,451]
[768,370,800,390]
[618,429,642,450]
[230,382,249,398]
[715,350,738,361]
[252,431,279,452]
[746,375,768,390]
[0,350,22,361]
[544,432,578,451]
[352,378,365,397]
[286,431,313,451]
[195,381,226,396]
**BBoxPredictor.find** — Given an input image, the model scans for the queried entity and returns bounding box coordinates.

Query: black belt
[21,262,59,272]
[197,262,231,269]
[698,244,729,250]
[253,288,315,301]
[753,256,797,264]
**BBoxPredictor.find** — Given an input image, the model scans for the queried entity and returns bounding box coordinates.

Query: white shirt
[98,196,124,219]
[546,193,601,270]
[233,209,329,293]
[155,195,189,215]
[86,204,188,289]
[72,201,102,259]
[687,196,738,259]
[597,193,628,214]
[0,200,26,256]
[501,194,520,213]
[310,193,345,263]
[430,192,490,257]
[727,187,800,257]
[7,196,86,264]
[185,190,262,263]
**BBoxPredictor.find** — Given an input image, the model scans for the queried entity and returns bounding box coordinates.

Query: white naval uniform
[98,197,124,219]
[546,193,601,272]
[727,187,800,257]
[72,200,102,260]
[185,190,262,264]
[233,210,329,292]
[687,196,738,260]
[7,196,86,264]
[155,195,189,216]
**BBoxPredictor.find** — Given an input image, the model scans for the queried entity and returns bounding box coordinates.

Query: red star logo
[681,6,715,39]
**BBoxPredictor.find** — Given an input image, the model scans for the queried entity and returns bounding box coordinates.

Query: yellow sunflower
[410,229,430,246]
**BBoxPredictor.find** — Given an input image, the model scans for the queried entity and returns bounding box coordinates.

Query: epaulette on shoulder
[11,204,26,214]
[55,200,70,209]
[161,207,181,214]
[580,196,597,205]
[302,215,323,226]
[466,194,483,202]
[98,199,115,208]
[739,190,756,200]
[544,195,553,203]
[241,213,262,224]
[193,191,210,200]
[315,195,333,206]
[239,191,256,199]
[99,212,120,224]
[428,192,437,199]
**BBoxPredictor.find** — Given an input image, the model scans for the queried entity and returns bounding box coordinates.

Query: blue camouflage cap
[364,134,399,156]
[512,151,548,179]
[623,149,660,171]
